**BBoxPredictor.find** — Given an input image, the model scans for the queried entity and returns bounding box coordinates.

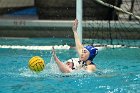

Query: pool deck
[0,19,140,28]
[0,19,140,39]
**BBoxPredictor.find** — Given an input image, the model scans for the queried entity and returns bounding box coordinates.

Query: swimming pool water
[0,38,140,93]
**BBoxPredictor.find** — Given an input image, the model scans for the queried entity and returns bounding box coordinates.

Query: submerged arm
[52,47,72,73]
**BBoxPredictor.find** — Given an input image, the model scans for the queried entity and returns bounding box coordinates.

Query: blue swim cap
[84,45,98,61]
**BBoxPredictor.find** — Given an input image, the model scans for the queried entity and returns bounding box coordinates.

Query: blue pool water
[0,38,140,93]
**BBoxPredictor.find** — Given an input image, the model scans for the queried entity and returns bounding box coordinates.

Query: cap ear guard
[89,48,98,61]
[84,45,98,61]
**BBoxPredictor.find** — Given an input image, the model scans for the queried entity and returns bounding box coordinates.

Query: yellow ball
[28,56,45,72]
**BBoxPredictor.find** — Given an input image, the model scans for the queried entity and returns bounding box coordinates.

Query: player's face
[80,48,90,61]
[66,62,73,69]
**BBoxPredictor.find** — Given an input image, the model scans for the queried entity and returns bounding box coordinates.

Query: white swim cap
[67,58,82,69]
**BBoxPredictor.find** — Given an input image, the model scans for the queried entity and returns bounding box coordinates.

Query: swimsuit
[67,58,95,70]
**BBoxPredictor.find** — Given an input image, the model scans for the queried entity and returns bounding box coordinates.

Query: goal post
[76,0,83,43]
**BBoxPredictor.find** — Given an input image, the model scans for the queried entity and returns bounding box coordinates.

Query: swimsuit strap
[82,61,95,67]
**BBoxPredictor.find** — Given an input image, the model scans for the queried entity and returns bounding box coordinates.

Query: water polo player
[52,19,98,73]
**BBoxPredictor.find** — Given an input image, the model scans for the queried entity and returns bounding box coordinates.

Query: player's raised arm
[72,19,84,57]
[52,47,72,73]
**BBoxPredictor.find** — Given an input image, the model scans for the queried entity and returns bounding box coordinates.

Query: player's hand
[52,46,56,56]
[72,19,78,32]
